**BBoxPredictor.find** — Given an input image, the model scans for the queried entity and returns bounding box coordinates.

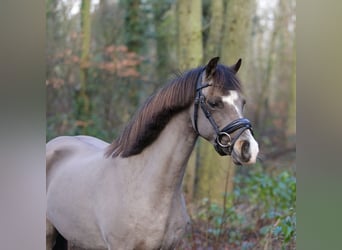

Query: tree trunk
[254,17,278,132]
[278,0,295,136]
[222,0,254,195]
[176,0,203,202]
[221,0,254,65]
[287,0,296,138]
[269,0,295,143]
[77,0,91,133]
[287,38,296,136]
[177,0,203,70]
[123,0,144,54]
[195,0,254,203]
[152,1,177,82]
[204,0,224,61]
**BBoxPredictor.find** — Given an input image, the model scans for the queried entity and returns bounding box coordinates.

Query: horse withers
[46,57,259,250]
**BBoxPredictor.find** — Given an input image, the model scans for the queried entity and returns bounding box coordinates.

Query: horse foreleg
[47,218,69,250]
[46,218,57,250]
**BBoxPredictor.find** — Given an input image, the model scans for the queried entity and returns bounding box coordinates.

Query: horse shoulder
[46,136,105,175]
[47,136,72,171]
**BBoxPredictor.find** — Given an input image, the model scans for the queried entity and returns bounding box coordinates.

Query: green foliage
[236,165,296,248]
[186,165,296,249]
[236,165,296,212]
[46,114,77,141]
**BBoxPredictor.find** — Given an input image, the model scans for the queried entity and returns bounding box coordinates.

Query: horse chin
[213,144,242,166]
[231,150,244,166]
[232,158,242,166]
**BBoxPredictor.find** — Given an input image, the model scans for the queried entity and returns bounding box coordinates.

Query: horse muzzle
[213,118,258,165]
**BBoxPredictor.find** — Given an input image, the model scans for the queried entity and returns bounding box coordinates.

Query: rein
[193,70,253,156]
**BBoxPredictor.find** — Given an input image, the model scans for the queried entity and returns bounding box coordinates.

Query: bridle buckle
[216,132,231,148]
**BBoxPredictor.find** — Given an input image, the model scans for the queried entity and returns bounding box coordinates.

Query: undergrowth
[178,164,296,250]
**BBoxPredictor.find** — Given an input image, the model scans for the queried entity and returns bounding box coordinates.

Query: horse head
[190,57,259,165]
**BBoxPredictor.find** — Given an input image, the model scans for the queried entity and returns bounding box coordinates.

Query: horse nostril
[241,140,251,162]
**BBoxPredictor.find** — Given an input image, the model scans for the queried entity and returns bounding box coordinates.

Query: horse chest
[131,208,188,249]
[100,192,189,249]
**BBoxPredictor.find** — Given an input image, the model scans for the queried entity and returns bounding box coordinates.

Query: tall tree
[176,0,203,202]
[195,0,255,202]
[204,0,224,61]
[194,0,227,202]
[94,0,123,46]
[274,0,295,140]
[259,0,295,143]
[122,0,145,54]
[177,0,203,70]
[152,0,177,82]
[254,9,279,132]
[77,0,91,133]
[287,38,296,136]
[221,0,254,193]
[221,0,254,65]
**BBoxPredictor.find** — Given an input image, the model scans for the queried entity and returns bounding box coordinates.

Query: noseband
[193,70,253,156]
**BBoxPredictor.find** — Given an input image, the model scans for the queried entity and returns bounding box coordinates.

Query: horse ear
[230,58,242,74]
[205,57,220,79]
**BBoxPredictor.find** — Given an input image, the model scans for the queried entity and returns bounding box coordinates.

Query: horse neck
[138,110,197,194]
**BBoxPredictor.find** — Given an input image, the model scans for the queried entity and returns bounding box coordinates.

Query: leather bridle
[193,70,254,156]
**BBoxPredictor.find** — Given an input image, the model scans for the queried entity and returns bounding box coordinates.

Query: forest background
[46,0,296,248]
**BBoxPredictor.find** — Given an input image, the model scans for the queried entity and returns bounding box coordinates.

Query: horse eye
[207,98,223,109]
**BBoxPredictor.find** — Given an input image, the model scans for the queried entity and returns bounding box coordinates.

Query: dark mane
[105,64,242,158]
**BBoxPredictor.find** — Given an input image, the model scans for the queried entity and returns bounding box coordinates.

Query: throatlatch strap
[193,69,211,134]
